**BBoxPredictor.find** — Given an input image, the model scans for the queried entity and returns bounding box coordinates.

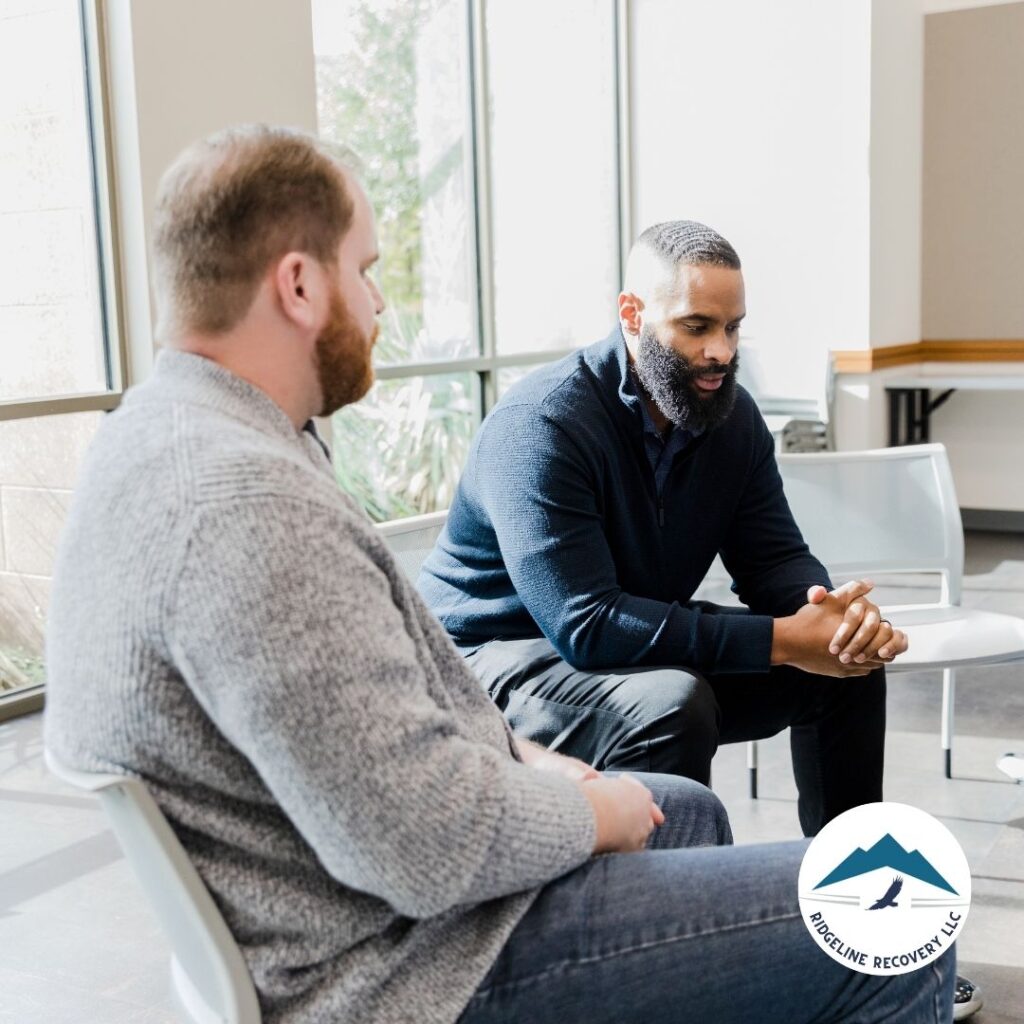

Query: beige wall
[923,1,1024,339]
[869,0,924,350]
[126,0,318,283]
[916,1,1024,511]
[111,0,318,380]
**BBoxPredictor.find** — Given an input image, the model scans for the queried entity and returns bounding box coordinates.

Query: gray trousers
[462,636,887,836]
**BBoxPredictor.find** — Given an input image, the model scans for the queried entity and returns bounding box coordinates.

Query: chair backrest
[777,443,964,604]
[377,510,448,581]
[44,749,261,1024]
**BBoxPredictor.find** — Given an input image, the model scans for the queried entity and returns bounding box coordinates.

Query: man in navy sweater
[419,220,908,838]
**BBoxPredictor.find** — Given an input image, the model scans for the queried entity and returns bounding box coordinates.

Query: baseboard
[961,507,1024,533]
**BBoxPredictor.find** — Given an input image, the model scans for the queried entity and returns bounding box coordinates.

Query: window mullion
[467,0,497,418]
[615,0,634,284]
[80,0,126,393]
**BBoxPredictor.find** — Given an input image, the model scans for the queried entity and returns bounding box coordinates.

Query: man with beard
[419,220,909,839]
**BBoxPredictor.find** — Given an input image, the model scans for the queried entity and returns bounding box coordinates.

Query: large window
[0,0,119,713]
[486,0,620,356]
[313,0,627,520]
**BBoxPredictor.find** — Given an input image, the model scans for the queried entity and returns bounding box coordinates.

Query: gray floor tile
[957,961,1024,1024]
[0,965,176,1024]
[0,905,174,1009]
[973,826,1024,884]
[0,807,112,872]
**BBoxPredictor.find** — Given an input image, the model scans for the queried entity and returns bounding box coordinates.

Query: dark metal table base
[886,387,956,446]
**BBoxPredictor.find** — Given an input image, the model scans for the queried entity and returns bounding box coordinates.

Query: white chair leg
[941,667,955,779]
[747,740,758,799]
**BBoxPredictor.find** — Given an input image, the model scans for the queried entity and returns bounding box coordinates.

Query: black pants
[463,636,886,837]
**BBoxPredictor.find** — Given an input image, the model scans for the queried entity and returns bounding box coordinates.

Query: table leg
[888,389,901,446]
[887,388,946,445]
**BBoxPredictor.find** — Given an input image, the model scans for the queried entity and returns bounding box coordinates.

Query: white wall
[630,0,872,412]
[927,390,1024,511]
[632,0,1024,514]
[832,0,925,454]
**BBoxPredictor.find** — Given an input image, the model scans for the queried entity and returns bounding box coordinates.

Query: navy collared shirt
[621,369,699,497]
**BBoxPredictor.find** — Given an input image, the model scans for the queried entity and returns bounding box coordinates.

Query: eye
[684,323,706,335]
[726,323,741,334]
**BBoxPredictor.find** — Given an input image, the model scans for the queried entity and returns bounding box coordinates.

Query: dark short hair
[153,125,355,336]
[635,220,741,270]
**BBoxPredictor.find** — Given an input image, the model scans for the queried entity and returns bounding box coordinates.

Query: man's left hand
[516,736,601,781]
[807,580,909,665]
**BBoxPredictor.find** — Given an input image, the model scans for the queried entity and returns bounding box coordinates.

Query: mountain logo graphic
[797,803,972,977]
[813,833,958,895]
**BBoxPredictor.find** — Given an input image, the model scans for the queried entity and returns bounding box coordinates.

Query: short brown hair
[152,125,355,336]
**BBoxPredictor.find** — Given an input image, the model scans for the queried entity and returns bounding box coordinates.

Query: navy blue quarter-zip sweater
[418,328,831,674]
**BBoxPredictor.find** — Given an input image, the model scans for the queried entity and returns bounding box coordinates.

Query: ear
[618,291,645,336]
[273,252,323,331]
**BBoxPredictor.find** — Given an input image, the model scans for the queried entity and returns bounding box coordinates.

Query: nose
[371,278,385,315]
[704,328,735,366]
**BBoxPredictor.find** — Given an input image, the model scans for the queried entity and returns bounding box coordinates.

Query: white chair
[744,443,1024,796]
[44,749,261,1024]
[377,510,448,580]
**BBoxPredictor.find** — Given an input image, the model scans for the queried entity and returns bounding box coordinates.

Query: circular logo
[798,802,971,976]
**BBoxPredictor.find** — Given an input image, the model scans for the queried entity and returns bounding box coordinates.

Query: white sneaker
[954,975,983,1020]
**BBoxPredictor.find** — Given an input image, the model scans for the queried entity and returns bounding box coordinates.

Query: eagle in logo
[867,875,903,910]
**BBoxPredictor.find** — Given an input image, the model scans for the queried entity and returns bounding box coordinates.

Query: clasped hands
[516,737,662,853]
[772,578,909,678]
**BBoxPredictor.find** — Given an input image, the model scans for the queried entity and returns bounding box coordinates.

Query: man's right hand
[580,774,664,854]
[771,585,881,678]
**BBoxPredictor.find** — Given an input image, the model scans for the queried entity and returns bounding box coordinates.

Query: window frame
[366,0,635,424]
[0,0,127,426]
[0,0,124,722]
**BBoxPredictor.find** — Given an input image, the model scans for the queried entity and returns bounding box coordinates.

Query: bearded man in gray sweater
[44,127,953,1024]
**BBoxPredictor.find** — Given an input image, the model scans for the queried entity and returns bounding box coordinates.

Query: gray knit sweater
[44,350,596,1023]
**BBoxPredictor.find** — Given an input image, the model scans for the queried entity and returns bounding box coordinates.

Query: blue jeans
[459,775,954,1024]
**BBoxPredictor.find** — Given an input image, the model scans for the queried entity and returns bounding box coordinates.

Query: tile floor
[1,530,1022,1023]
